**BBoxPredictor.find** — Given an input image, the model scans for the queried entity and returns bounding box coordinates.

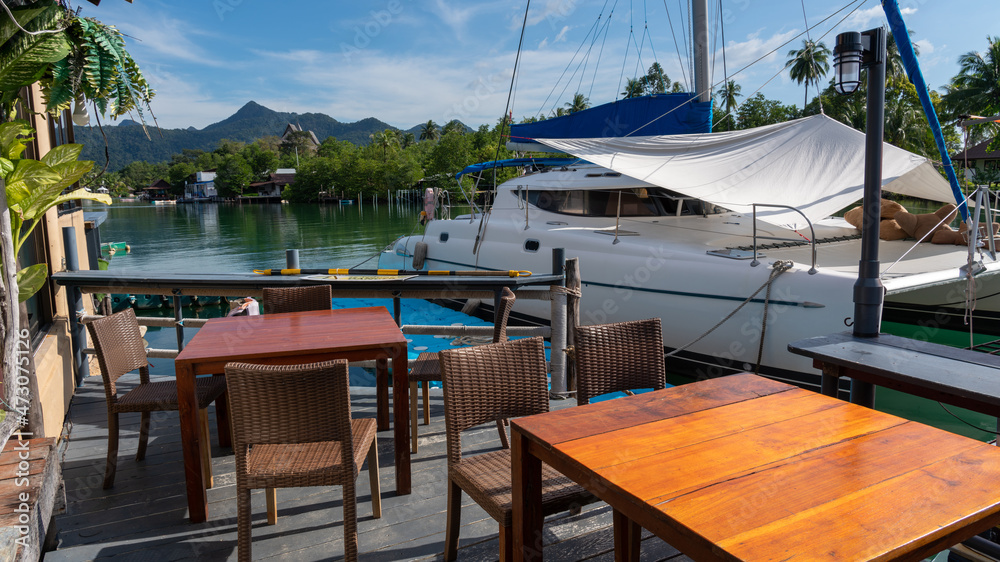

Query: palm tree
[442,119,465,136]
[717,80,742,119]
[419,120,439,141]
[786,39,831,110]
[944,36,1000,135]
[886,31,919,86]
[401,132,416,149]
[565,93,590,113]
[622,78,644,99]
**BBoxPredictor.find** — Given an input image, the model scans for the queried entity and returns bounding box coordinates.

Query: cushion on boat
[894,204,958,242]
[844,199,908,240]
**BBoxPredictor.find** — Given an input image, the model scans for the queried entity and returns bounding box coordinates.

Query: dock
[47,373,688,561]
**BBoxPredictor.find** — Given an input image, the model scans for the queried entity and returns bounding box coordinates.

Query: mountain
[75,101,399,172]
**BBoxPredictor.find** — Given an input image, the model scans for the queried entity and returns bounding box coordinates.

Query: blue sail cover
[883,0,967,220]
[454,157,584,180]
[508,93,712,150]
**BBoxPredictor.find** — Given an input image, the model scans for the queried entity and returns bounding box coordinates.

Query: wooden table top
[513,374,1000,561]
[175,307,406,365]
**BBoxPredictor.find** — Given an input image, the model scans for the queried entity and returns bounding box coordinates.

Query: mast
[692,0,711,103]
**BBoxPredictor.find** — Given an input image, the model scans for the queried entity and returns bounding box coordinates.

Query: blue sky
[80,0,998,132]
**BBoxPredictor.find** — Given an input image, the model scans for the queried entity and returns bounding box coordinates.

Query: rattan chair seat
[244,419,376,486]
[408,352,441,382]
[450,449,591,527]
[114,376,226,413]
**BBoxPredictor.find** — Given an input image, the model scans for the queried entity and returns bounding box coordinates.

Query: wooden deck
[47,371,690,561]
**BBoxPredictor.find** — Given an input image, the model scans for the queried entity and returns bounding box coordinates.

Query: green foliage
[786,39,831,110]
[241,142,278,181]
[0,121,110,301]
[565,93,590,113]
[735,93,800,129]
[419,120,439,141]
[943,36,1000,148]
[0,3,70,102]
[215,153,252,197]
[168,161,196,188]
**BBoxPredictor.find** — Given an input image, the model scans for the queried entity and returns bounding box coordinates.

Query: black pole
[850,27,886,407]
[63,227,89,384]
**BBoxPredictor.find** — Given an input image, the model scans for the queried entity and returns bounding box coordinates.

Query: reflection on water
[95,200,421,273]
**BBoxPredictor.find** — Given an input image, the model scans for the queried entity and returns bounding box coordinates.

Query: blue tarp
[508,93,712,147]
[883,0,967,220]
[454,157,584,180]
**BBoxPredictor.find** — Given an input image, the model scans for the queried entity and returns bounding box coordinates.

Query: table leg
[392,345,411,495]
[376,357,390,431]
[613,508,641,562]
[214,384,231,449]
[176,362,208,523]
[819,363,841,398]
[512,427,543,562]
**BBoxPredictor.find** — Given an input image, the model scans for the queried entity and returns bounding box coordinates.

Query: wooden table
[789,331,1000,417]
[174,307,408,523]
[511,374,1000,561]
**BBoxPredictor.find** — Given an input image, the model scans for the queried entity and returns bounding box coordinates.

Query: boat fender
[412,241,428,270]
[423,188,436,221]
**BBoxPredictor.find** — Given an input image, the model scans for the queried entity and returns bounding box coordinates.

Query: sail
[534,114,954,229]
[508,94,712,152]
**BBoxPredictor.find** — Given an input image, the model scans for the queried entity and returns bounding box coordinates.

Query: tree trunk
[0,178,21,449]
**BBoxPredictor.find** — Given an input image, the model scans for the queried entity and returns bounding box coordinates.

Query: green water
[94,200,421,273]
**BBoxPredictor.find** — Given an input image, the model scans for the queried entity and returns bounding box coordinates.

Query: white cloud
[109,11,227,68]
[555,25,571,43]
[538,38,549,49]
[132,70,240,129]
[914,39,935,54]
[526,0,581,28]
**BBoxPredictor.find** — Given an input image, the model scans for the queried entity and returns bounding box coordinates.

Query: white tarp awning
[535,114,955,228]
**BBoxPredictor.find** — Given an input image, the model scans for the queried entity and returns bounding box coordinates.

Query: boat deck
[48,372,690,561]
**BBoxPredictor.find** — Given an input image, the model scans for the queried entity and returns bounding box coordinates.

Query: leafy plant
[0,121,111,301]
[0,1,155,130]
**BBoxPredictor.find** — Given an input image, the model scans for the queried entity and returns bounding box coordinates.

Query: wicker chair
[574,318,666,405]
[261,285,332,314]
[225,359,380,562]
[408,286,516,453]
[439,337,596,561]
[86,308,227,489]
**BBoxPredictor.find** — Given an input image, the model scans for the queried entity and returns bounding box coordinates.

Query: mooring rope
[665,261,794,372]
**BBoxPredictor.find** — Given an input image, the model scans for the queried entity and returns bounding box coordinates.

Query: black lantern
[833,32,863,95]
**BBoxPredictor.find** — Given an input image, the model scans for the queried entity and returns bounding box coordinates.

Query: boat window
[524,239,540,252]
[439,232,449,242]
[521,187,720,217]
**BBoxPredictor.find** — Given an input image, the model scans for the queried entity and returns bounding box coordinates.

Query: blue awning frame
[454,158,587,180]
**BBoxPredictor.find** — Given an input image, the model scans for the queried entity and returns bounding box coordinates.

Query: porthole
[439,232,449,242]
[524,239,540,252]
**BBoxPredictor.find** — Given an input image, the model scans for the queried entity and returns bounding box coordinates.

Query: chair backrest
[439,337,548,464]
[492,287,516,343]
[225,360,356,470]
[262,285,333,314]
[86,308,150,403]
[574,318,665,405]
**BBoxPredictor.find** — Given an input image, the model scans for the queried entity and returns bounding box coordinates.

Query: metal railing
[751,203,818,274]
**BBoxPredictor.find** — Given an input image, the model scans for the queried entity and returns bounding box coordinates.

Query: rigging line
[477,0,531,257]
[710,0,720,92]
[662,0,690,90]
[588,2,618,101]
[684,0,692,90]
[719,0,728,90]
[799,0,824,114]
[628,0,866,136]
[616,2,635,100]
[645,0,661,74]
[536,16,602,117]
